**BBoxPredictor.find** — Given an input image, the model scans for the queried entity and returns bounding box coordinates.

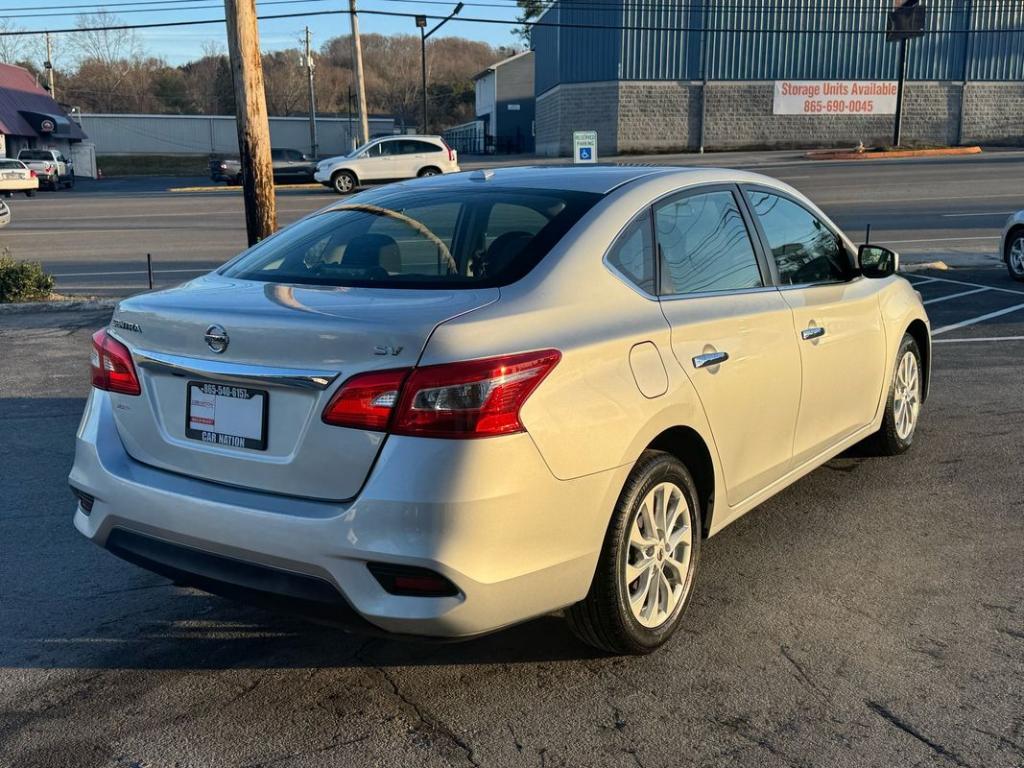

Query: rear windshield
[18,151,52,161]
[0,160,25,169]
[220,186,602,288]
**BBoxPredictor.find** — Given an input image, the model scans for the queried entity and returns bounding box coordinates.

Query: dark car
[209,148,317,185]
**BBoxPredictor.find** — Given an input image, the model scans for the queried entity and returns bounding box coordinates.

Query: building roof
[472,50,534,82]
[0,63,87,141]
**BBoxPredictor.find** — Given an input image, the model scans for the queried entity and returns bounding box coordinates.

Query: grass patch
[97,154,209,177]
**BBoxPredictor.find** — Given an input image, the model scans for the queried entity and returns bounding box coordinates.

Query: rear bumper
[0,178,39,191]
[70,389,626,638]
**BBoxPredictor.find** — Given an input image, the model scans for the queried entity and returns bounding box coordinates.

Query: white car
[70,167,930,654]
[314,135,459,194]
[1002,210,1024,282]
[0,158,39,197]
[17,148,73,190]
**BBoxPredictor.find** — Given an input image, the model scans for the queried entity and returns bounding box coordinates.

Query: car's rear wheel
[25,190,35,197]
[418,166,441,178]
[331,170,356,194]
[1006,229,1024,282]
[867,333,922,456]
[566,450,701,655]
[50,175,60,191]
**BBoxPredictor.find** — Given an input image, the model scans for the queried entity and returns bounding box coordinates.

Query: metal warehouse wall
[535,0,1024,91]
[77,114,397,156]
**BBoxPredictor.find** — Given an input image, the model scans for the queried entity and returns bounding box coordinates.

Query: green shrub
[0,253,55,302]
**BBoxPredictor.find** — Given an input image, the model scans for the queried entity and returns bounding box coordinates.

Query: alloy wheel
[1009,236,1024,276]
[893,350,921,441]
[625,481,692,629]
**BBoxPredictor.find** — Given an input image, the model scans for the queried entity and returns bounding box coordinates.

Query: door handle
[801,326,826,341]
[692,351,729,369]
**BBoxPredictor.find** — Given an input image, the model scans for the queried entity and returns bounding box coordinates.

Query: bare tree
[0,20,29,64]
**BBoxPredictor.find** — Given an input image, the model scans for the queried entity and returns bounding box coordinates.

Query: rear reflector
[91,328,141,395]
[70,486,95,514]
[367,563,459,597]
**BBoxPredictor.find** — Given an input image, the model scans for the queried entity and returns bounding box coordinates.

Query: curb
[0,298,119,315]
[806,146,982,161]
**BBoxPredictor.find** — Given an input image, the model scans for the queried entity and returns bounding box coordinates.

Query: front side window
[220,186,601,288]
[746,190,851,285]
[655,190,762,295]
[606,211,655,294]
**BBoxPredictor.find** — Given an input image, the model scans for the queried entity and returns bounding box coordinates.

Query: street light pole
[416,3,463,135]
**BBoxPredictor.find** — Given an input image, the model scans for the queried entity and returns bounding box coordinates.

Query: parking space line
[905,276,940,285]
[932,302,1024,335]
[907,274,1024,296]
[922,287,991,305]
[934,335,1024,344]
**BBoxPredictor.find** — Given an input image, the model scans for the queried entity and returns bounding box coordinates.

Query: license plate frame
[185,380,269,451]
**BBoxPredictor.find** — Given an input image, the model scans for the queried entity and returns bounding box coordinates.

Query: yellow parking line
[168,183,326,193]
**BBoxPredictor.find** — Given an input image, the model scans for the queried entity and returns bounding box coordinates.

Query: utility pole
[44,32,56,100]
[304,26,318,159]
[416,3,463,135]
[348,0,369,145]
[224,0,277,246]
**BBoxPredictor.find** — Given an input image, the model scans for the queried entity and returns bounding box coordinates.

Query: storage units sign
[773,81,898,115]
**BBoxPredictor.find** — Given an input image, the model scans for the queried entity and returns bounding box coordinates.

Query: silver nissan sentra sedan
[71,166,930,654]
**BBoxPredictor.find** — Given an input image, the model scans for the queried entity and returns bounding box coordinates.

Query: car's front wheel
[566,450,701,655]
[331,170,356,194]
[1006,229,1024,282]
[868,333,923,455]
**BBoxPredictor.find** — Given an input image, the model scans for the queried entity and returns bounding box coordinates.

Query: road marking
[905,274,1024,296]
[922,287,991,305]
[53,268,211,278]
[934,335,1024,344]
[882,235,999,244]
[931,302,1024,335]
[941,211,1015,218]
[905,276,940,285]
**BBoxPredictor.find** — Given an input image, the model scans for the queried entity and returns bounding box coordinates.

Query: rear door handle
[801,326,826,341]
[692,351,729,369]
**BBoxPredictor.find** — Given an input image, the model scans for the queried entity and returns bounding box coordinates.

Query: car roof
[401,165,781,195]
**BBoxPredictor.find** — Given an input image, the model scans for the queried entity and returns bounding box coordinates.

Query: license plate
[1,172,18,179]
[185,381,268,450]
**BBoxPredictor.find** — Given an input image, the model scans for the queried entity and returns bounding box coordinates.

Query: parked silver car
[1002,210,1024,282]
[70,167,930,653]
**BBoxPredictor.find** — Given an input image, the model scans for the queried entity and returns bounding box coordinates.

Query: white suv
[315,135,460,194]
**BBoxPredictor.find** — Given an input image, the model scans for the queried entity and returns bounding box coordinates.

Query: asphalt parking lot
[1,155,1023,768]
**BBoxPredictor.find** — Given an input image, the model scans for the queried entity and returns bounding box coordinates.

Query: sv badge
[373,344,404,356]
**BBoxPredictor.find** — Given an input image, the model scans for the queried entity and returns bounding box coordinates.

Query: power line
[8,0,334,20]
[1,6,1022,36]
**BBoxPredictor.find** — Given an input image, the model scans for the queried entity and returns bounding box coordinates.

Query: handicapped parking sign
[573,131,598,164]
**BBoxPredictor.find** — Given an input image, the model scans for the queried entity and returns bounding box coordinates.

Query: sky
[4,0,525,66]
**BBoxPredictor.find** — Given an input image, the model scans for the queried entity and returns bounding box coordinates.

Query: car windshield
[220,186,602,288]
[18,151,52,161]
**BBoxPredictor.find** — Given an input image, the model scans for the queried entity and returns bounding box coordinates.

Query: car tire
[331,170,356,194]
[566,450,702,655]
[51,175,60,191]
[25,190,35,198]
[1005,229,1024,282]
[866,333,923,456]
[417,166,441,178]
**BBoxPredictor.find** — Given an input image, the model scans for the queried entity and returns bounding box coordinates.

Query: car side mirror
[858,244,899,278]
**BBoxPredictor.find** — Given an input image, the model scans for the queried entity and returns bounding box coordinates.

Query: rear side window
[220,187,602,288]
[655,190,762,295]
[746,190,850,285]
[606,211,655,294]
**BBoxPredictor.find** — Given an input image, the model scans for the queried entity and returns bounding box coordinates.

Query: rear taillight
[321,368,409,430]
[321,350,560,438]
[29,170,37,178]
[91,329,141,395]
[441,139,455,162]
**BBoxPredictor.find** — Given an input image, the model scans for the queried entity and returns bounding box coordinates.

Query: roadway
[0,149,1019,296]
